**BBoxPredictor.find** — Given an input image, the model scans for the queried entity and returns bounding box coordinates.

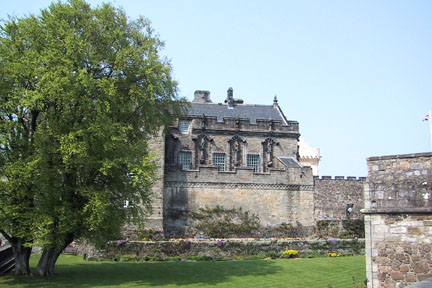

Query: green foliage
[341,220,365,239]
[264,252,280,259]
[235,254,266,261]
[188,206,260,238]
[315,220,365,239]
[186,255,213,261]
[0,0,186,254]
[135,227,162,241]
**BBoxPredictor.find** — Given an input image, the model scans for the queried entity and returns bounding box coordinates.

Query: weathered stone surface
[141,94,367,239]
[413,264,427,274]
[417,274,432,281]
[77,239,365,259]
[406,273,417,282]
[391,271,405,281]
[313,176,364,221]
[364,153,432,288]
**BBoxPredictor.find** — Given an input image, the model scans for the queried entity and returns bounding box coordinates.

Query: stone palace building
[145,88,363,237]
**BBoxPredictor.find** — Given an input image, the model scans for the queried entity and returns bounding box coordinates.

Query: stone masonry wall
[363,152,432,288]
[314,176,366,221]
[80,239,365,259]
[163,165,314,238]
[364,214,432,287]
[144,129,166,231]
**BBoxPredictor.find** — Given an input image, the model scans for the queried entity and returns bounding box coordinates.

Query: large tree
[0,0,186,276]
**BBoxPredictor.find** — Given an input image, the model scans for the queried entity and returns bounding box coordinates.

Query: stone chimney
[227,87,233,100]
[193,90,212,103]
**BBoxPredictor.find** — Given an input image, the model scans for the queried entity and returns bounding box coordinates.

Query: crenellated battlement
[314,176,367,181]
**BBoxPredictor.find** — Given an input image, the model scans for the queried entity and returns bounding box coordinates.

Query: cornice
[164,181,313,191]
[191,128,299,139]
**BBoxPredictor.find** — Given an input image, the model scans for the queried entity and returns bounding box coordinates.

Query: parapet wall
[314,176,366,221]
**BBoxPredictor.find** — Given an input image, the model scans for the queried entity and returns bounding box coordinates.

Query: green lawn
[1,255,366,288]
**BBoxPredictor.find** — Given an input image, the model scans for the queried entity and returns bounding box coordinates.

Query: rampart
[314,176,366,221]
[163,165,315,238]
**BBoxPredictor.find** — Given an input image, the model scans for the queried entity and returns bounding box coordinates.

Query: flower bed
[79,238,364,260]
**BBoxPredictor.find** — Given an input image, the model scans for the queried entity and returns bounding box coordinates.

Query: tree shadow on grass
[1,259,282,287]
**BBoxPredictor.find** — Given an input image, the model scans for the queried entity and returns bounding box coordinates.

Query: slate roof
[188,103,287,124]
[279,156,302,168]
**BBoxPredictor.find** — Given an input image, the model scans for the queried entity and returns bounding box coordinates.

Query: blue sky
[2,0,431,176]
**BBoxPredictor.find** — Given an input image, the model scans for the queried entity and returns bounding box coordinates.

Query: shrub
[281,249,299,258]
[186,255,213,261]
[265,252,281,259]
[188,206,260,238]
[150,253,163,261]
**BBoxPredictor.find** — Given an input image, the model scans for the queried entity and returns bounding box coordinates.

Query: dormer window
[179,120,191,134]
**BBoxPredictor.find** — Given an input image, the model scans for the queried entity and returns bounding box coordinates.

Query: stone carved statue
[229,136,246,169]
[262,138,279,171]
[193,134,213,166]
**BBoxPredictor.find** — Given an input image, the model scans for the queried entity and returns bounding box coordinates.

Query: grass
[1,254,366,288]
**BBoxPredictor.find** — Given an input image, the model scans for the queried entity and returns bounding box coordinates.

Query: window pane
[178,151,192,170]
[247,154,260,172]
[179,120,191,134]
[213,153,226,171]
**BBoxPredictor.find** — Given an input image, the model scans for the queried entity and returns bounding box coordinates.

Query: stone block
[375,225,389,233]
[407,227,422,235]
[401,235,418,243]
[395,254,406,261]
[406,273,416,282]
[413,263,427,273]
[378,272,387,281]
[390,227,407,234]
[399,265,409,273]
[418,274,432,281]
[411,255,420,261]
[406,221,423,227]
[390,271,404,280]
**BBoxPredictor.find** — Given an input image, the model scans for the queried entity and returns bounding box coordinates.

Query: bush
[186,255,213,261]
[265,252,280,259]
[188,206,260,238]
[281,249,299,258]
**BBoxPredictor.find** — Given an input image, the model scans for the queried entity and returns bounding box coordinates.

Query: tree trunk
[36,235,73,277]
[0,231,32,276]
[10,238,32,276]
[36,249,62,277]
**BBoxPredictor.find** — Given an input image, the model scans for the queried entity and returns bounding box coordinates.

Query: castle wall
[314,176,366,221]
[144,129,166,231]
[163,166,314,237]
[363,153,432,288]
